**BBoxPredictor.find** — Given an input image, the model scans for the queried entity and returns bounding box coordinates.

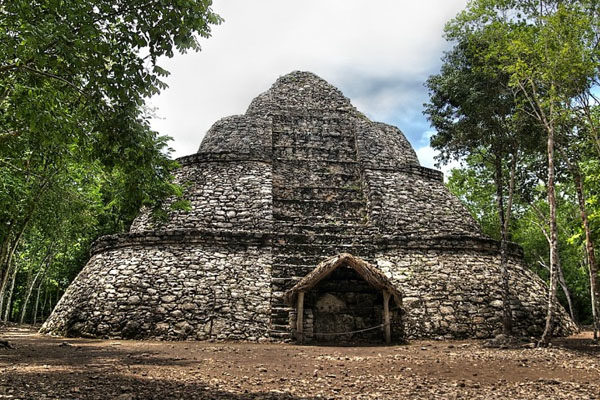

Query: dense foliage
[445,157,599,324]
[0,1,221,323]
[426,0,600,342]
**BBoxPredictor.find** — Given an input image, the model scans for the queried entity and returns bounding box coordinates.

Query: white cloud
[149,0,468,158]
[415,145,462,178]
[415,145,437,169]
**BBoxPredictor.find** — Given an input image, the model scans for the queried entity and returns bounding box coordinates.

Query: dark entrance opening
[308,266,385,343]
[285,253,404,345]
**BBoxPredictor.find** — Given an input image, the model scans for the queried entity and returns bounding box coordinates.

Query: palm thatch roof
[284,253,403,307]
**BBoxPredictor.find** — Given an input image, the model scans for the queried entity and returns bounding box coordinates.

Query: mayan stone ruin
[41,71,575,343]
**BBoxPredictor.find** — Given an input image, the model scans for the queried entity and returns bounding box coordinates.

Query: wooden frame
[296,291,305,343]
[285,253,403,345]
[383,290,391,344]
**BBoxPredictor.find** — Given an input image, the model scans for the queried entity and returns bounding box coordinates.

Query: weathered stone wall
[41,235,272,340]
[363,169,484,238]
[356,121,419,168]
[376,248,575,339]
[246,72,360,117]
[198,115,272,159]
[130,161,272,233]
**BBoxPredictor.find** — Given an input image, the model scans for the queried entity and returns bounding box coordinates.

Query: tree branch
[21,66,87,96]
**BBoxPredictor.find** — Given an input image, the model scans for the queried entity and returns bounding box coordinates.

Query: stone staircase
[268,113,372,339]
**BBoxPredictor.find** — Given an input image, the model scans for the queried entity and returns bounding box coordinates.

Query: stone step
[271,276,301,288]
[272,214,365,225]
[272,242,371,257]
[271,230,378,241]
[271,153,357,164]
[271,305,294,312]
[270,309,292,320]
[273,185,363,202]
[273,200,366,220]
[272,256,377,274]
[272,158,359,166]
[272,160,360,173]
[271,228,372,238]
[272,243,377,254]
[270,299,290,309]
[272,129,356,143]
[273,175,360,188]
[273,222,374,236]
[272,129,355,142]
[272,160,361,187]
[270,314,291,326]
[272,254,346,268]
[270,323,291,331]
[271,279,303,293]
[272,242,378,251]
[273,198,365,206]
[273,142,356,161]
[271,263,318,277]
[268,330,292,339]
[271,276,302,282]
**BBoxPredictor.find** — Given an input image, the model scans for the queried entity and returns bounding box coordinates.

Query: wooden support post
[296,291,305,343]
[383,290,391,345]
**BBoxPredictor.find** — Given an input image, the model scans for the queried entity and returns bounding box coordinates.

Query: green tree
[445,0,600,345]
[446,159,594,325]
[0,0,221,320]
[425,32,541,335]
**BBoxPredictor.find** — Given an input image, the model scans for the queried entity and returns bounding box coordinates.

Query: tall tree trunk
[0,241,18,317]
[33,277,44,326]
[19,252,53,324]
[504,151,517,326]
[40,282,49,320]
[539,258,576,322]
[19,266,34,324]
[52,290,57,315]
[0,237,10,294]
[0,224,28,315]
[539,124,559,347]
[494,154,513,335]
[0,177,52,316]
[19,264,47,324]
[570,163,599,341]
[556,256,576,323]
[0,247,14,317]
[2,265,17,322]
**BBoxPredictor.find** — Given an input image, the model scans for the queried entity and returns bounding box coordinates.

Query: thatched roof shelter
[284,253,403,307]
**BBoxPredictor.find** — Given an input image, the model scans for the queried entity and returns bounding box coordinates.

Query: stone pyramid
[42,71,574,342]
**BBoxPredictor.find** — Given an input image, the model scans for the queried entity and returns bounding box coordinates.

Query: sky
[149,0,468,171]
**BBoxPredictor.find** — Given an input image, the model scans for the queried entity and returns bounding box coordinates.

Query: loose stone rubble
[41,71,575,341]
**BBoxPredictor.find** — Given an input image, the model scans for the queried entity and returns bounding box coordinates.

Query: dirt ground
[0,326,599,400]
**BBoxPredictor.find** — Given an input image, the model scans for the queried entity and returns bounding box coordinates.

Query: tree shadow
[553,335,600,356]
[1,334,201,369]
[0,328,323,399]
[1,369,318,399]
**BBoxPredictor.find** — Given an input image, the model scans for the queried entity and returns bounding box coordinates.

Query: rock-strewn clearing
[1,326,598,399]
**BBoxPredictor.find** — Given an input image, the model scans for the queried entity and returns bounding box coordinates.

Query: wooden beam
[296,291,305,343]
[383,290,391,345]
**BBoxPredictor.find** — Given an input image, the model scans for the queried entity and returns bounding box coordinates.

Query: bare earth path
[0,326,598,399]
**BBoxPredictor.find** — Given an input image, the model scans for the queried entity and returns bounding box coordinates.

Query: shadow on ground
[2,325,600,400]
[2,370,316,400]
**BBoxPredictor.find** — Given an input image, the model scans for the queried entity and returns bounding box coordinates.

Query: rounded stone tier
[129,71,474,238]
[42,71,575,341]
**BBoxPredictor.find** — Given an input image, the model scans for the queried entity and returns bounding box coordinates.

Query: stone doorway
[284,253,403,344]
